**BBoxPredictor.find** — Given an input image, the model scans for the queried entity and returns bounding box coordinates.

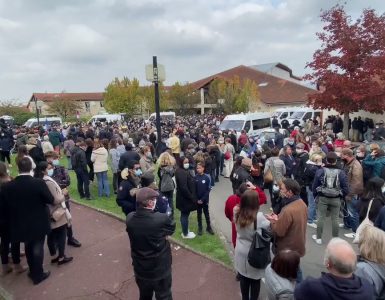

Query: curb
[71,200,235,272]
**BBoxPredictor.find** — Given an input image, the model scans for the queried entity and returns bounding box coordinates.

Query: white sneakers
[181,232,196,239]
[338,223,345,228]
[344,233,356,239]
[312,234,322,245]
[307,222,317,229]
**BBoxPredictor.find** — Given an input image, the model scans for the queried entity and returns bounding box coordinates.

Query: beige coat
[91,147,109,173]
[344,158,364,200]
[44,176,67,229]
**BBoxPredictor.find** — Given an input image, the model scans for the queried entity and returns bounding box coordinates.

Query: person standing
[312,152,349,245]
[71,140,92,200]
[195,162,214,235]
[223,137,235,178]
[175,157,197,239]
[126,187,176,300]
[85,138,95,183]
[91,140,110,198]
[63,135,75,170]
[109,139,120,194]
[168,131,181,159]
[48,127,61,155]
[234,190,270,300]
[158,152,176,219]
[0,157,54,285]
[0,119,14,168]
[265,179,307,282]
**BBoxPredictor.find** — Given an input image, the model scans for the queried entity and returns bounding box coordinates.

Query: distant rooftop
[249,62,302,81]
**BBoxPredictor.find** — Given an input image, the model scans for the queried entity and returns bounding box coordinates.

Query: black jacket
[233,166,253,192]
[0,176,54,242]
[119,150,141,171]
[126,208,175,280]
[116,176,139,215]
[175,168,197,213]
[293,152,309,186]
[71,146,88,171]
[29,146,45,164]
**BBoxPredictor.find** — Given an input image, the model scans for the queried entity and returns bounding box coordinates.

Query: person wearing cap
[312,152,349,245]
[141,172,170,215]
[126,187,176,300]
[233,157,254,192]
[116,160,142,215]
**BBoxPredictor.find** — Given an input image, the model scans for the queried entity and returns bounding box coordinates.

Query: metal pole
[35,97,40,125]
[153,56,162,154]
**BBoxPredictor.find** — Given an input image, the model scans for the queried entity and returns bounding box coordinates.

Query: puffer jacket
[265,264,295,300]
[91,147,109,173]
[355,258,385,299]
[362,155,385,178]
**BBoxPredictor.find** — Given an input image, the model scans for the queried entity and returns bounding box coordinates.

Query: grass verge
[10,156,232,267]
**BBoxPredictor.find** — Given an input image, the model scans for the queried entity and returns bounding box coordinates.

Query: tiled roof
[190,65,316,105]
[32,92,103,102]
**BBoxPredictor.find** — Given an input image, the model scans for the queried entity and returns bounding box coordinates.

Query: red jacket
[224,187,267,247]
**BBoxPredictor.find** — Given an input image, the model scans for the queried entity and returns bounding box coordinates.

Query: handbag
[224,150,231,160]
[248,220,271,269]
[51,206,66,222]
[264,161,273,183]
[353,198,374,244]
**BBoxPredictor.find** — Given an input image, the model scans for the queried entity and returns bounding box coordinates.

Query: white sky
[0,0,383,102]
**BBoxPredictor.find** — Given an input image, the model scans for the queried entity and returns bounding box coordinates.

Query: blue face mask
[47,169,54,177]
[53,159,60,166]
[134,169,142,177]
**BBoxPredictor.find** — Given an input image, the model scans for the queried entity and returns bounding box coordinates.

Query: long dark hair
[34,161,48,179]
[235,190,260,228]
[16,145,28,165]
[362,177,385,204]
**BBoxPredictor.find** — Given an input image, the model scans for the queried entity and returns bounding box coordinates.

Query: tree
[104,77,142,116]
[207,76,260,114]
[0,101,34,125]
[141,83,170,115]
[168,82,199,114]
[305,5,385,137]
[46,99,82,121]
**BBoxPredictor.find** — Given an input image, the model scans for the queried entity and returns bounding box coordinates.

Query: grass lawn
[9,156,232,267]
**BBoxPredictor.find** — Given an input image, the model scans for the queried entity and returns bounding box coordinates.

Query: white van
[0,115,14,126]
[88,114,123,125]
[24,117,62,128]
[219,112,271,137]
[287,107,322,126]
[271,107,297,122]
[148,112,176,122]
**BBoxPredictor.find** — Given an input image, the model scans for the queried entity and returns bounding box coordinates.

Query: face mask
[53,159,60,166]
[151,199,157,210]
[47,169,54,177]
[183,163,190,170]
[261,155,266,159]
[146,152,152,159]
[356,152,365,158]
[288,141,294,145]
[296,149,303,154]
[335,152,341,157]
[134,169,142,177]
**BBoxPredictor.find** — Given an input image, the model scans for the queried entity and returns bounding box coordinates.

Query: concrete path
[0,203,240,300]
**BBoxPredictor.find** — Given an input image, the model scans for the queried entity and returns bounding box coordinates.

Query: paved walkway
[0,203,240,300]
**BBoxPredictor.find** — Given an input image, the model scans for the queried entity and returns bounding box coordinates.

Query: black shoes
[207,228,215,235]
[58,256,73,265]
[68,238,82,247]
[198,228,203,236]
[29,271,51,285]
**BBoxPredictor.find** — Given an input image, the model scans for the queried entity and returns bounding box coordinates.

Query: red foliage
[305,5,385,114]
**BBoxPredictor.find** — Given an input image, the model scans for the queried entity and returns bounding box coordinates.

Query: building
[27,92,105,117]
[190,63,315,114]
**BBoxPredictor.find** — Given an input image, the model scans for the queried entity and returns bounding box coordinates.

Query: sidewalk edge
[72,200,235,272]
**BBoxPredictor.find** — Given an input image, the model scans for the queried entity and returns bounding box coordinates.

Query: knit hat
[296,143,305,150]
[136,187,159,203]
[241,157,252,169]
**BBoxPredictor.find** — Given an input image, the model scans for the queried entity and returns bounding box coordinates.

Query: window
[252,118,271,130]
[314,112,321,119]
[219,120,245,131]
[100,101,104,108]
[280,112,288,119]
[244,121,251,132]
[303,112,312,121]
[85,102,90,112]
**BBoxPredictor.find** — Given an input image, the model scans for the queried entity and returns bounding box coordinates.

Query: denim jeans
[180,211,191,236]
[317,196,341,239]
[96,171,110,197]
[296,265,303,283]
[307,186,317,223]
[343,195,360,232]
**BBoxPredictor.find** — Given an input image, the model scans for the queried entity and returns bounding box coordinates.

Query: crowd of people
[0,113,385,299]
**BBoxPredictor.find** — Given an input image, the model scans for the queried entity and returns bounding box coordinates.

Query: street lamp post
[35,97,40,125]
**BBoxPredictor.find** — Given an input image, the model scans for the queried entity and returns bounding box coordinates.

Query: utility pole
[153,56,162,153]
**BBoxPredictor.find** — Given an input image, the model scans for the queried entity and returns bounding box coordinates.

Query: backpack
[248,220,271,269]
[160,167,175,192]
[317,168,342,198]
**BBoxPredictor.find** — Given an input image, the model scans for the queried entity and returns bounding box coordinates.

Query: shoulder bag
[353,198,374,244]
[248,219,271,269]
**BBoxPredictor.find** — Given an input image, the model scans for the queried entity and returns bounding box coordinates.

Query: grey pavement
[209,177,356,279]
[0,203,241,300]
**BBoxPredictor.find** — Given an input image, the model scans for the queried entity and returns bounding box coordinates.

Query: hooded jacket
[355,258,385,299]
[91,147,109,173]
[294,272,374,300]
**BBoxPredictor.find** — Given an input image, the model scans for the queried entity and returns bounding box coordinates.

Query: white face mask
[261,155,266,159]
[296,149,303,154]
[183,163,190,170]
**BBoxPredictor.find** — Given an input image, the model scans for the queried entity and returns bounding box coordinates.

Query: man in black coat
[119,143,141,171]
[126,187,176,300]
[0,157,54,285]
[71,141,92,200]
[233,158,253,192]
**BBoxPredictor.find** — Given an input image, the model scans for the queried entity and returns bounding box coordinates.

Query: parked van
[271,107,297,122]
[0,115,14,126]
[219,112,271,137]
[24,117,62,128]
[287,107,322,126]
[88,114,123,125]
[148,112,176,122]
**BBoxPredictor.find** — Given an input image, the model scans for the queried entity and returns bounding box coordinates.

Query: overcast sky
[0,0,383,102]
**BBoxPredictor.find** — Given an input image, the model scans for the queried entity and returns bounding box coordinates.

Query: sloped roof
[190,65,315,105]
[27,92,104,108]
[249,62,302,81]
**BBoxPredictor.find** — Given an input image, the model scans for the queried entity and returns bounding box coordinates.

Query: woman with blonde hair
[355,225,385,298]
[158,152,176,218]
[139,146,155,174]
